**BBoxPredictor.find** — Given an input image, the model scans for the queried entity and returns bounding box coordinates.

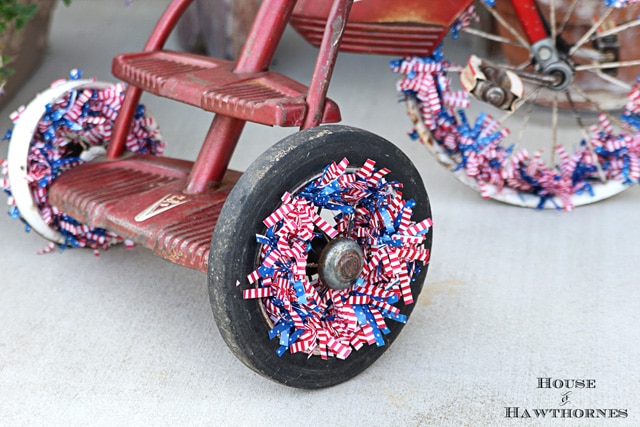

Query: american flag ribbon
[242,158,431,359]
[1,72,164,253]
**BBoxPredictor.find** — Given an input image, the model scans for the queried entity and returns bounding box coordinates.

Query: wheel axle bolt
[318,238,365,290]
[538,46,552,61]
[484,87,506,108]
[338,252,362,281]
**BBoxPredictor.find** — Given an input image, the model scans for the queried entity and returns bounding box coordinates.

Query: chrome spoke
[570,83,626,129]
[550,0,557,43]
[558,0,581,36]
[514,89,539,148]
[564,89,606,181]
[563,91,590,144]
[461,27,525,48]
[497,85,543,124]
[590,18,640,40]
[586,69,633,90]
[499,86,540,165]
[479,0,531,49]
[506,67,561,85]
[572,46,615,62]
[568,8,614,56]
[575,59,640,71]
[515,59,533,70]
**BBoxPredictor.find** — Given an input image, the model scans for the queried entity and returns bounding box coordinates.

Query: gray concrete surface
[0,1,638,425]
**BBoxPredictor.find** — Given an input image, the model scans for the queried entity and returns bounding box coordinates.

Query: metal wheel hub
[532,38,574,91]
[318,237,364,290]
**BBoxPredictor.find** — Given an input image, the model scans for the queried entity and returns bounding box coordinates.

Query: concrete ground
[0,1,638,425]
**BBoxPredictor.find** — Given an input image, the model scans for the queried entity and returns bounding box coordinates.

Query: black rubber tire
[208,125,432,389]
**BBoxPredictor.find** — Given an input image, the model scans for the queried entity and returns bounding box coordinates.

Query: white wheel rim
[7,79,112,243]
[410,97,631,209]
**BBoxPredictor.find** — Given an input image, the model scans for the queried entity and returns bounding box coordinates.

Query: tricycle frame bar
[108,0,354,194]
[185,0,300,193]
[107,0,194,161]
[509,0,548,45]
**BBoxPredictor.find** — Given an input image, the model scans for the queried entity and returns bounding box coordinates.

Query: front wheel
[208,125,432,388]
[395,0,640,210]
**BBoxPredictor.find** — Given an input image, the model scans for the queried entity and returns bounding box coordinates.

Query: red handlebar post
[108,0,196,160]
[510,0,548,44]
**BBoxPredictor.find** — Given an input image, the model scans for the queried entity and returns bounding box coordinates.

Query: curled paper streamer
[243,158,432,359]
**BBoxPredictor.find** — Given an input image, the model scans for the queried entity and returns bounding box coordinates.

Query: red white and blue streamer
[604,0,640,7]
[1,70,164,253]
[243,158,432,359]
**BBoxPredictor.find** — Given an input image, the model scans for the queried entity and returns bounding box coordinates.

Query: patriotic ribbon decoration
[392,1,640,211]
[243,158,432,359]
[605,0,640,7]
[1,70,165,254]
[450,3,481,39]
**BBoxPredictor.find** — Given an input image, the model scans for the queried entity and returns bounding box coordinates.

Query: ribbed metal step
[49,155,240,272]
[290,17,444,56]
[112,50,341,126]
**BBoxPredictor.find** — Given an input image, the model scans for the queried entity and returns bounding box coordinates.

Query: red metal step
[48,155,240,272]
[112,50,341,127]
[290,17,444,56]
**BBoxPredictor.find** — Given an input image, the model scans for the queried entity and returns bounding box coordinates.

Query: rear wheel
[208,125,432,388]
[1,75,164,252]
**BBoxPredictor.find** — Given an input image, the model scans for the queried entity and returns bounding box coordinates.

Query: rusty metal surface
[294,0,473,26]
[291,0,473,55]
[301,0,353,129]
[48,155,241,273]
[113,51,341,127]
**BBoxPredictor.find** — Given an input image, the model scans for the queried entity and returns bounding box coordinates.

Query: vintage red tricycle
[3,0,640,388]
